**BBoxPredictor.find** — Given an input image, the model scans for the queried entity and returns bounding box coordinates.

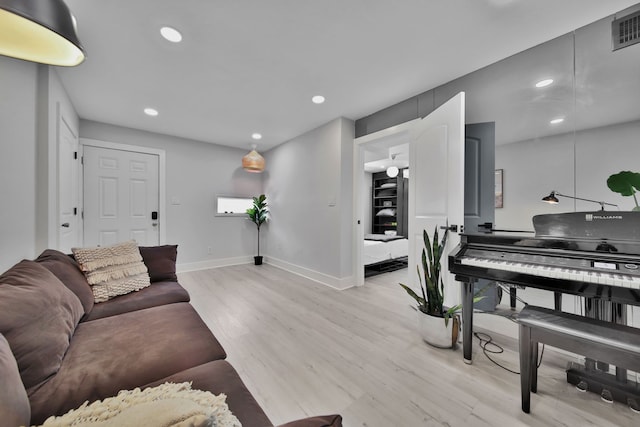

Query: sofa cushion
[83,280,190,322]
[36,382,240,427]
[28,302,227,424]
[139,245,178,282]
[36,249,94,315]
[0,260,84,390]
[0,334,31,427]
[144,360,273,427]
[72,240,151,303]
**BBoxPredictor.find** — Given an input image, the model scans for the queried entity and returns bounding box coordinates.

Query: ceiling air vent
[612,10,640,51]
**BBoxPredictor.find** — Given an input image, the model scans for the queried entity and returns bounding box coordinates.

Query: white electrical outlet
[207,247,212,255]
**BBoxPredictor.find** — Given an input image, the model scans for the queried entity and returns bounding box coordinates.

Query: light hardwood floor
[178,264,638,427]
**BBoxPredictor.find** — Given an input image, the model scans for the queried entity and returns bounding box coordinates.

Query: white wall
[0,57,38,272]
[575,120,640,212]
[363,172,373,234]
[496,119,640,231]
[495,131,575,231]
[79,121,263,268]
[339,120,354,277]
[36,66,80,253]
[489,118,640,339]
[263,118,355,288]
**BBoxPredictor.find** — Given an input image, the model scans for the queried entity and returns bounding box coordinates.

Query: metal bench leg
[519,324,532,413]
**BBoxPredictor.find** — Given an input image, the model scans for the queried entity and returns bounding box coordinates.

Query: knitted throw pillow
[72,240,150,303]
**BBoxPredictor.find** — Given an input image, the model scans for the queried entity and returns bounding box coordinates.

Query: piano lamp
[0,0,85,66]
[242,144,265,173]
[542,191,618,211]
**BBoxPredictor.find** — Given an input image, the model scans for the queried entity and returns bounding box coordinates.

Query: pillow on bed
[375,208,396,217]
[364,234,404,242]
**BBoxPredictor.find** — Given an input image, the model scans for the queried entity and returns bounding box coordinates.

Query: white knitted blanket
[36,382,242,427]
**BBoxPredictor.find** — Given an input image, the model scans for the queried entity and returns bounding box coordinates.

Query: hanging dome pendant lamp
[0,0,85,66]
[242,144,265,173]
[386,154,399,178]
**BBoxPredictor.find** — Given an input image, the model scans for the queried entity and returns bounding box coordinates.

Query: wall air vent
[612,10,640,51]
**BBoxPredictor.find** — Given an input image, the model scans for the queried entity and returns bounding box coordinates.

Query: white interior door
[83,145,160,247]
[408,92,465,309]
[58,116,80,252]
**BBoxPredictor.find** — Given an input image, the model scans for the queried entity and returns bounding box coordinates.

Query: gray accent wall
[355,91,435,138]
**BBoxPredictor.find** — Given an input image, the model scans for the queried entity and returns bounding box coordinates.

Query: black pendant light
[0,0,85,66]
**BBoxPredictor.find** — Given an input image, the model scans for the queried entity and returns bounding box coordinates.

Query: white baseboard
[176,255,354,291]
[265,256,354,290]
[177,256,253,273]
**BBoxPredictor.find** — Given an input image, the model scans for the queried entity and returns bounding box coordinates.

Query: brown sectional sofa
[0,246,342,427]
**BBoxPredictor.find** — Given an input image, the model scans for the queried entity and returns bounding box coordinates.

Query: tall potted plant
[246,194,268,265]
[399,227,482,348]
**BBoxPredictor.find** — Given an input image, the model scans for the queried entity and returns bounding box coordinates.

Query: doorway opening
[353,120,419,287]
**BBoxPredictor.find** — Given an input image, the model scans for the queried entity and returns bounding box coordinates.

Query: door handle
[440,224,463,233]
[61,223,70,228]
[152,222,158,227]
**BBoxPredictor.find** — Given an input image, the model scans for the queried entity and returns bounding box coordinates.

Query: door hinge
[81,210,84,219]
[73,151,78,160]
[73,207,77,216]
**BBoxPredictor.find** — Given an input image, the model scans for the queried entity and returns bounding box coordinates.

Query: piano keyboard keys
[459,256,640,290]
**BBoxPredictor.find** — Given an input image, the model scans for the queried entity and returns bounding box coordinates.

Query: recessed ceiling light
[550,117,564,124]
[312,95,325,104]
[160,26,182,43]
[536,79,554,88]
[144,108,159,117]
[251,133,262,140]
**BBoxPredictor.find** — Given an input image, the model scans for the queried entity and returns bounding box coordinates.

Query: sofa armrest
[277,414,342,427]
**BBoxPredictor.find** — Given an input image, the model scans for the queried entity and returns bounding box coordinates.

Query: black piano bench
[518,305,640,413]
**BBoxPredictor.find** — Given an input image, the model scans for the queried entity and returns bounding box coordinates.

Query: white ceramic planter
[417,310,456,348]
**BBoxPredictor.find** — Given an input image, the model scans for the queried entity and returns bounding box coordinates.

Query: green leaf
[247,194,268,227]
[423,230,433,268]
[400,226,452,317]
[399,283,426,307]
[607,171,640,197]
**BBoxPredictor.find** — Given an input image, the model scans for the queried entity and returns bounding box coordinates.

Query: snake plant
[400,227,483,326]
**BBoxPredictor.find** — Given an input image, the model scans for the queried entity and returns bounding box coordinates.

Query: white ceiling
[59,0,639,152]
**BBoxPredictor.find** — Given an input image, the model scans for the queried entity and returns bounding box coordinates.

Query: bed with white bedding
[363,234,408,276]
